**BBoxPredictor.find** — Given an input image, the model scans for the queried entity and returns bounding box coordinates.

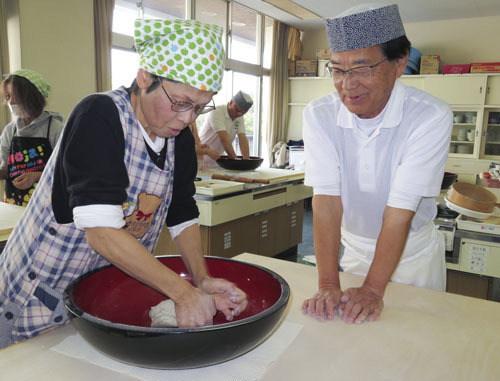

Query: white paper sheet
[51,321,303,381]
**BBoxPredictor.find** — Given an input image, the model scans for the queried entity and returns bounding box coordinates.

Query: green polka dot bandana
[134,18,225,92]
[3,69,51,98]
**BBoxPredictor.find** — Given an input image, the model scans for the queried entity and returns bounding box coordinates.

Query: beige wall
[7,0,96,120]
[301,15,500,66]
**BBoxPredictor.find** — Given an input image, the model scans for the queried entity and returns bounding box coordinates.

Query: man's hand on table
[301,285,343,321]
[338,285,384,324]
[199,277,248,321]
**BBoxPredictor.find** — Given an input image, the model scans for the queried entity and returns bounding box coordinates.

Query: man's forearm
[238,134,250,159]
[363,206,415,296]
[312,195,343,288]
[217,131,237,158]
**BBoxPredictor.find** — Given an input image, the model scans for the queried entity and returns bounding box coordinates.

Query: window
[112,0,273,159]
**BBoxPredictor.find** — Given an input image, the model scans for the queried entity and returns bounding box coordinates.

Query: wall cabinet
[289,73,500,184]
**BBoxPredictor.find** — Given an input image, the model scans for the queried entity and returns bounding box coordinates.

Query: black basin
[63,256,290,369]
[216,155,263,171]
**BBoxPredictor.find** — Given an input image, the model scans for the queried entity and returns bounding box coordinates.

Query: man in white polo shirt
[301,4,452,325]
[199,91,253,168]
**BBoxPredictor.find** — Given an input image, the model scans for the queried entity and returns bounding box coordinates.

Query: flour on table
[149,299,178,327]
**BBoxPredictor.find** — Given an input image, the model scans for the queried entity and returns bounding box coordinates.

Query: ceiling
[236,0,500,30]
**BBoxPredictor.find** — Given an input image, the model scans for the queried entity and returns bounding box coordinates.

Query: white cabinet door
[423,76,487,105]
[486,76,500,105]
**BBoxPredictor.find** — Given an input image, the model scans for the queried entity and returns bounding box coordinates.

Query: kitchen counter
[1,253,499,380]
[0,202,25,246]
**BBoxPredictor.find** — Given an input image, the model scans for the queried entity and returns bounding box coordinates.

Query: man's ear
[136,69,153,89]
[395,55,409,78]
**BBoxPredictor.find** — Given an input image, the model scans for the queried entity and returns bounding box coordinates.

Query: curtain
[94,0,115,92]
[0,0,10,129]
[287,26,301,61]
[266,20,290,167]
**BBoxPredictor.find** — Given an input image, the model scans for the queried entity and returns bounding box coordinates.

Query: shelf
[488,124,500,127]
[453,123,476,126]
[451,140,474,144]
[485,142,500,145]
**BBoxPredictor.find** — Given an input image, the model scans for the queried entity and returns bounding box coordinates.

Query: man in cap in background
[0,18,247,349]
[301,4,452,324]
[198,90,253,168]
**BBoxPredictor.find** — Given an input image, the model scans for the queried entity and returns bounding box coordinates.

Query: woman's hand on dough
[199,277,248,321]
[175,287,216,328]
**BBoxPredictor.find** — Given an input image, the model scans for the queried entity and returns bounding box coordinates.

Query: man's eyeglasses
[326,58,388,83]
[158,78,215,115]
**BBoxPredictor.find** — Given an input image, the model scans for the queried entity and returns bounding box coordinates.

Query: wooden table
[0,202,25,245]
[1,253,499,380]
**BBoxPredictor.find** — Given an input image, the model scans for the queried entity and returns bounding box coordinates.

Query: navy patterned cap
[325,4,405,52]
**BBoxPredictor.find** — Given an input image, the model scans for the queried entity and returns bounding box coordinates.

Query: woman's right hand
[174,287,217,328]
[301,285,343,321]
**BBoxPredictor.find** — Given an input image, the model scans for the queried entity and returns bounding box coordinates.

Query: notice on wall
[467,245,489,273]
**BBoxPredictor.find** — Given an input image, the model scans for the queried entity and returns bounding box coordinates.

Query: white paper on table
[50,321,303,381]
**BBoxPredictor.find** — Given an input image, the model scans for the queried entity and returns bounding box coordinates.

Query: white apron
[340,221,446,291]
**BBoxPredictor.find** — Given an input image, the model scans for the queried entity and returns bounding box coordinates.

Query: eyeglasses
[158,78,215,115]
[326,58,388,83]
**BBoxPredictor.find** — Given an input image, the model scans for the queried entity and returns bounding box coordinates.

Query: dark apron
[4,116,54,206]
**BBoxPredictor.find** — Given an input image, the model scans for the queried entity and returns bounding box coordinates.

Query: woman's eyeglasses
[158,78,215,115]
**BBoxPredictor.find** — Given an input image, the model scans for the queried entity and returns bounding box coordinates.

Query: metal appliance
[434,204,459,263]
[452,215,500,301]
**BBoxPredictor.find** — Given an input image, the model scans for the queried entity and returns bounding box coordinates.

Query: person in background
[198,91,253,168]
[0,70,64,206]
[0,18,247,349]
[190,120,221,166]
[301,4,452,324]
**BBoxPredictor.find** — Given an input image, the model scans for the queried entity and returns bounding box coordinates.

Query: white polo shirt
[199,104,245,154]
[303,80,453,239]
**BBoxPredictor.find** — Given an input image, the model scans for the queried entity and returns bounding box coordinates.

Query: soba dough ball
[149,299,178,327]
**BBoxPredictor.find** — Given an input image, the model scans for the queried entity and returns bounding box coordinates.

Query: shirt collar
[337,79,405,130]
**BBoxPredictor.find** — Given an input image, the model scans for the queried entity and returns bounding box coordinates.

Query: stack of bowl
[404,47,422,75]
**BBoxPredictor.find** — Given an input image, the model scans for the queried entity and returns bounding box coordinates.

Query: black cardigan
[52,93,199,227]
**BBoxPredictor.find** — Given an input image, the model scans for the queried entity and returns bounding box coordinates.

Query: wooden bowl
[446,182,498,213]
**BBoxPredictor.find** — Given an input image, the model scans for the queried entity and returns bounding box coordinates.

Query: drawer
[446,159,476,174]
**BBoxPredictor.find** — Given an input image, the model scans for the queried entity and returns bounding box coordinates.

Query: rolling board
[206,168,305,184]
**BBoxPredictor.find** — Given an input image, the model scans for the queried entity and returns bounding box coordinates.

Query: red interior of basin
[71,257,283,327]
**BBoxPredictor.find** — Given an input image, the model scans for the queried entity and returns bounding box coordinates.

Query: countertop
[1,253,499,380]
[0,202,25,243]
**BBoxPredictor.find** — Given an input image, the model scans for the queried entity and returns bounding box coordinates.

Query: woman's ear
[136,69,153,89]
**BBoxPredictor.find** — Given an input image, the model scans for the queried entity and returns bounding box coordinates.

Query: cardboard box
[288,60,296,77]
[295,60,317,77]
[470,62,500,73]
[315,48,330,60]
[420,55,440,74]
[443,64,470,74]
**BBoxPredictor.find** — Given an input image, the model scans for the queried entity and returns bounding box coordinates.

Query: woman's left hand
[12,171,42,190]
[199,277,248,321]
